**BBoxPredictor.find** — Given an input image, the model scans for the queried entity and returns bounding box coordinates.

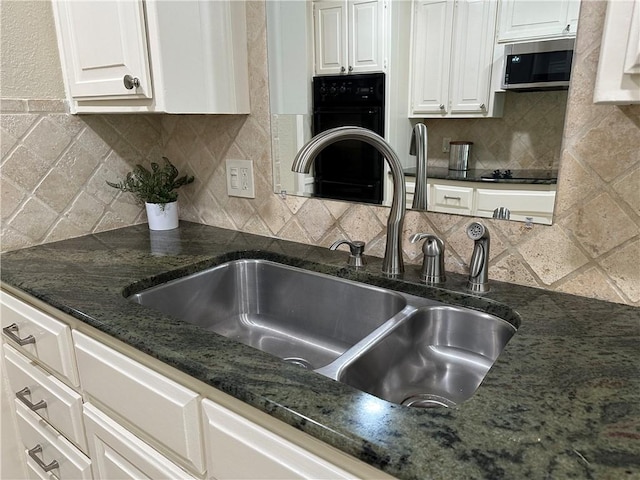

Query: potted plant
[107,157,194,231]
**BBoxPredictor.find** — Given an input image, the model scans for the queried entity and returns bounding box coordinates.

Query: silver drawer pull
[2,323,36,346]
[28,444,59,473]
[16,387,47,412]
[444,195,461,201]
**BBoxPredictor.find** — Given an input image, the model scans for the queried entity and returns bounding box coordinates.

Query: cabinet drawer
[72,331,204,475]
[14,401,92,480]
[83,403,197,480]
[3,344,86,453]
[202,399,355,479]
[1,291,78,386]
[475,188,555,224]
[431,183,474,214]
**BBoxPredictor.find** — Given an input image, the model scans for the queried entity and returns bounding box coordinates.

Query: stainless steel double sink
[129,259,517,408]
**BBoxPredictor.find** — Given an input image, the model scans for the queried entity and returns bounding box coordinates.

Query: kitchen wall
[1,1,638,307]
[424,90,568,171]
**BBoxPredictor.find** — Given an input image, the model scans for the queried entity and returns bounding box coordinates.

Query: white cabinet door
[314,0,385,75]
[594,0,640,104]
[53,0,152,99]
[498,0,580,41]
[83,403,197,480]
[201,399,355,480]
[314,1,348,75]
[410,0,454,114]
[73,331,205,475]
[449,0,497,114]
[349,0,385,73]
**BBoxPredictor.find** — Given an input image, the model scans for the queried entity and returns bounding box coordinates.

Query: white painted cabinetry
[405,178,556,224]
[52,0,250,114]
[497,0,580,42]
[83,403,197,480]
[594,0,640,104]
[202,399,355,479]
[1,290,88,479]
[72,331,205,475]
[313,0,386,75]
[409,0,502,118]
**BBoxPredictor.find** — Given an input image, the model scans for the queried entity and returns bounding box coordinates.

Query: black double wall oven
[312,73,385,205]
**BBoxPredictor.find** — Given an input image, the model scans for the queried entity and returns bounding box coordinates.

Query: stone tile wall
[1,99,163,249]
[424,90,568,171]
[1,1,638,307]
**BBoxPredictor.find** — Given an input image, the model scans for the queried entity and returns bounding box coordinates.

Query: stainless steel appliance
[502,38,574,91]
[312,73,385,204]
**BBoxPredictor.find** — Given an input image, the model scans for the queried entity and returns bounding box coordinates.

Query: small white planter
[145,201,179,231]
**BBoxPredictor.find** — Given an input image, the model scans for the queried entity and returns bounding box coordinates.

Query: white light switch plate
[226,159,255,198]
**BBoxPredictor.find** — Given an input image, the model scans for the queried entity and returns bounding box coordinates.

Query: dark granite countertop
[1,222,638,479]
[403,167,558,185]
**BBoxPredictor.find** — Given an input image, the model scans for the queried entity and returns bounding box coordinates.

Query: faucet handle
[330,240,366,268]
[410,233,446,284]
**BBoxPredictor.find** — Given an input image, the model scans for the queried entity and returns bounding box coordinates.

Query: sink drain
[401,394,456,409]
[283,357,313,369]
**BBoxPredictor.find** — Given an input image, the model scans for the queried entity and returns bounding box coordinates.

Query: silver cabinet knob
[348,65,353,72]
[123,74,140,90]
[340,66,346,73]
[439,104,445,110]
[479,103,486,110]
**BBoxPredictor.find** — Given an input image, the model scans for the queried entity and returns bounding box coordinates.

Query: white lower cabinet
[83,403,196,480]
[201,399,355,480]
[72,331,205,476]
[15,401,92,480]
[3,344,87,452]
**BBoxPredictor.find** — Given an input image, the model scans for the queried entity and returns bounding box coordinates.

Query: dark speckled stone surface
[2,222,639,479]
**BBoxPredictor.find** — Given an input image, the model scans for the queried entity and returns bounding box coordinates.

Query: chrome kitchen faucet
[292,126,406,276]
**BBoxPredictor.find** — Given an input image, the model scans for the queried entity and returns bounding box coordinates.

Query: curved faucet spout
[292,126,406,276]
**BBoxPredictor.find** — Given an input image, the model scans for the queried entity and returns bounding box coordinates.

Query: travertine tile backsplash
[1,1,638,306]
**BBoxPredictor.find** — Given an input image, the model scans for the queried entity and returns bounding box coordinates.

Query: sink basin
[130,258,518,408]
[337,306,517,407]
[129,259,407,369]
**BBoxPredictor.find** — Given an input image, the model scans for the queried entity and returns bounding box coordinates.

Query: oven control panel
[313,73,384,106]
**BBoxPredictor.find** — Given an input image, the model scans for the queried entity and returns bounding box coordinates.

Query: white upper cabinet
[314,0,386,75]
[52,0,250,114]
[409,0,502,117]
[497,0,581,42]
[594,0,640,104]
[53,1,152,100]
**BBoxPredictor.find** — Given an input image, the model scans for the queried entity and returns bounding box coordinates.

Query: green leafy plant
[106,157,194,206]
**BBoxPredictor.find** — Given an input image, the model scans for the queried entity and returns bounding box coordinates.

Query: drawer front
[72,331,204,474]
[475,188,555,224]
[15,401,92,480]
[3,344,86,452]
[83,403,197,480]
[475,188,556,214]
[1,291,78,386]
[202,399,355,480]
[431,184,474,214]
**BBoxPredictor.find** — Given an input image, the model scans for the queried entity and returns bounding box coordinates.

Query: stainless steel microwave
[502,38,575,91]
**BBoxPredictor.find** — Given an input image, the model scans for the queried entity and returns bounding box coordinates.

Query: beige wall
[0,1,65,99]
[1,1,638,306]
